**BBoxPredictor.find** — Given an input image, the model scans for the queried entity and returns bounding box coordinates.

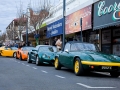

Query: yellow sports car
[0,46,5,55]
[0,46,18,57]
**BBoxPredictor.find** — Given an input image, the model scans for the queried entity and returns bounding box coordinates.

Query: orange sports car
[16,46,34,60]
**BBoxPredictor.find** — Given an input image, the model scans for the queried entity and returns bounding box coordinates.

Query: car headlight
[42,54,50,58]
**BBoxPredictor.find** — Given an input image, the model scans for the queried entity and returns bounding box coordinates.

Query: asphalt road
[0,56,120,90]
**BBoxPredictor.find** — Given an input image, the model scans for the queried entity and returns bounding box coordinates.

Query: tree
[26,0,54,45]
[0,32,6,43]
[16,1,27,41]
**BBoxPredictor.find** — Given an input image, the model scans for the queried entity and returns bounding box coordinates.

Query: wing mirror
[65,49,69,53]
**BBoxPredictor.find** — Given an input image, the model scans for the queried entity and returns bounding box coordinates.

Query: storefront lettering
[51,30,58,35]
[98,1,120,20]
[47,22,62,31]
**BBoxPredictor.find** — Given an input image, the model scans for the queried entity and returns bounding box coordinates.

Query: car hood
[75,51,120,63]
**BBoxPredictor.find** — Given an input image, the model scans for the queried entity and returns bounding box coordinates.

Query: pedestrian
[52,37,57,46]
[55,37,62,51]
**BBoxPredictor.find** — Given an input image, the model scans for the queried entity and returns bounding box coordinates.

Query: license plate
[101,66,112,70]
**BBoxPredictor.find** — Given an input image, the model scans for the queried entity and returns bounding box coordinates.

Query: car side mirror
[65,49,69,53]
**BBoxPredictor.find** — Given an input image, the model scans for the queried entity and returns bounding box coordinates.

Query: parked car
[0,46,17,57]
[54,41,120,77]
[16,46,34,60]
[27,45,57,66]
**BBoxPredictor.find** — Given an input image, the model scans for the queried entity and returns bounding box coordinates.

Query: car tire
[74,58,84,76]
[27,54,32,63]
[110,72,119,78]
[13,52,16,58]
[36,56,42,66]
[54,57,61,70]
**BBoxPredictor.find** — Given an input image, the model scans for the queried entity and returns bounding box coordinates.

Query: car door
[59,43,71,67]
[2,48,13,56]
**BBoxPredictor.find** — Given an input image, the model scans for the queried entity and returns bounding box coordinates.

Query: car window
[39,46,56,52]
[22,47,34,51]
[11,47,18,50]
[70,43,98,51]
[35,45,40,50]
[64,43,70,51]
[70,44,78,51]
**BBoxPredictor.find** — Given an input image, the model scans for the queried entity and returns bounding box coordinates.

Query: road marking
[22,63,25,65]
[33,67,37,69]
[55,75,65,79]
[41,70,48,73]
[76,83,116,89]
[26,65,30,67]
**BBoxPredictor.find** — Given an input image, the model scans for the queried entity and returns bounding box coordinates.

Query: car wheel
[110,72,119,78]
[36,56,42,66]
[13,52,16,58]
[27,54,32,63]
[74,58,84,76]
[54,57,61,70]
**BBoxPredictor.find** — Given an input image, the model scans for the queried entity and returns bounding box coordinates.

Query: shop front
[93,0,120,56]
[65,5,92,42]
[47,18,63,45]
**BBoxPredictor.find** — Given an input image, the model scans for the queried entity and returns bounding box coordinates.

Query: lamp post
[62,0,66,50]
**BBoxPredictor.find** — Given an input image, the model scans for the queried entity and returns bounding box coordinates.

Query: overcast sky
[0,0,59,33]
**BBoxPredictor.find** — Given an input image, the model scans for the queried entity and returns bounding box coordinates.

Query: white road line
[22,63,25,65]
[33,67,37,69]
[55,75,65,79]
[26,65,30,67]
[76,83,116,89]
[41,70,48,73]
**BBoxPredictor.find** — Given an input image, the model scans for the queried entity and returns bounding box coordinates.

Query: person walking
[55,37,62,51]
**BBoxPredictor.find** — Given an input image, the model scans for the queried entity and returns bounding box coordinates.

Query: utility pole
[80,18,83,42]
[26,7,29,46]
[62,0,66,50]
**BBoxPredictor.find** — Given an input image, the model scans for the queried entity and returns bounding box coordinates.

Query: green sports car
[54,41,120,77]
[27,45,57,65]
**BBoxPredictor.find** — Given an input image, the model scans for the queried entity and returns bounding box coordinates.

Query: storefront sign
[94,0,120,30]
[47,18,63,38]
[65,5,92,34]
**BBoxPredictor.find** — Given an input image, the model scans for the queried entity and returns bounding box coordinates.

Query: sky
[0,0,59,33]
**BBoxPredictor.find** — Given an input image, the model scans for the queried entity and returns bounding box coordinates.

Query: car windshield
[11,47,18,50]
[39,46,57,52]
[22,47,34,51]
[70,43,99,51]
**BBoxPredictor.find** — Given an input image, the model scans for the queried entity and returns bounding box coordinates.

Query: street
[0,56,120,90]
